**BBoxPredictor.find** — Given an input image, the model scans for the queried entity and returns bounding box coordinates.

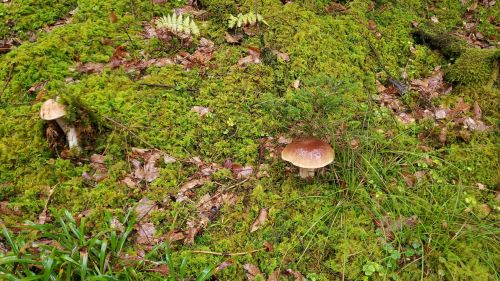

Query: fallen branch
[191,247,266,256]
[139,83,174,88]
[0,64,14,99]
[366,37,407,94]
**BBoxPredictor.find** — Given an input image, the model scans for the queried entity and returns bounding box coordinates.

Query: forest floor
[0,0,499,280]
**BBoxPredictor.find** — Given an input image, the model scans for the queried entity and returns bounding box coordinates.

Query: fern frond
[155,13,200,37]
[227,12,268,29]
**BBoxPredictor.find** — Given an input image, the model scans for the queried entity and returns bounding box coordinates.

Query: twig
[139,83,174,88]
[191,247,266,256]
[139,83,197,92]
[100,114,157,149]
[130,0,136,19]
[366,37,407,94]
[0,64,14,99]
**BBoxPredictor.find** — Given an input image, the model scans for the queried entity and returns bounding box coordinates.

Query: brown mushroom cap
[281,138,334,169]
[40,99,66,120]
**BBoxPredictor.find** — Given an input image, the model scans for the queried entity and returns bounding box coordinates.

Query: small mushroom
[281,138,334,178]
[40,99,80,151]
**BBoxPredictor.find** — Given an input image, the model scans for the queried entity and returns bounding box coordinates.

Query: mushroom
[281,138,334,178]
[40,99,80,151]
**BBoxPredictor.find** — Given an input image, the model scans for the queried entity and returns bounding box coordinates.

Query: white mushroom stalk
[40,99,80,151]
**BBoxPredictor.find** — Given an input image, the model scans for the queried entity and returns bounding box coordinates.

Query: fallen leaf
[243,263,263,281]
[146,264,169,275]
[475,183,486,190]
[462,117,488,131]
[89,154,108,182]
[250,208,268,232]
[473,101,482,119]
[214,260,233,273]
[434,108,447,120]
[184,191,237,244]
[263,241,273,252]
[76,62,104,74]
[109,11,118,23]
[398,113,415,124]
[438,126,447,143]
[368,19,377,31]
[110,217,124,232]
[292,79,300,89]
[285,269,305,281]
[122,177,137,188]
[191,106,211,117]
[135,197,157,220]
[176,178,207,202]
[402,173,416,187]
[128,148,169,184]
[272,50,289,62]
[225,32,243,44]
[325,2,347,14]
[28,80,48,93]
[268,270,281,281]
[234,166,253,179]
[0,201,21,216]
[135,222,156,245]
[167,229,185,243]
[479,204,491,215]
[108,45,128,69]
[238,46,261,67]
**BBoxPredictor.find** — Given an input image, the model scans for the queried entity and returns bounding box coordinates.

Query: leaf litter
[375,68,489,144]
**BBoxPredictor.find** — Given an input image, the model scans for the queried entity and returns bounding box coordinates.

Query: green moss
[1,0,499,279]
[446,48,499,86]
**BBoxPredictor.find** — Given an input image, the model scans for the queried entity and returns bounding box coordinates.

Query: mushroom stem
[299,168,315,178]
[54,118,79,150]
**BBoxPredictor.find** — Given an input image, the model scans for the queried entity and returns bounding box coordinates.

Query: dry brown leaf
[176,178,207,202]
[135,222,156,245]
[272,50,290,62]
[167,229,185,243]
[184,191,237,244]
[0,201,21,216]
[263,241,273,252]
[234,166,253,179]
[110,217,124,232]
[191,106,211,117]
[225,32,243,44]
[135,197,158,220]
[402,173,416,187]
[368,19,377,31]
[473,101,482,119]
[109,11,118,23]
[128,148,172,184]
[214,260,233,273]
[76,62,104,74]
[250,208,268,233]
[122,177,137,188]
[438,126,447,143]
[146,264,169,275]
[28,80,48,93]
[238,46,261,66]
[89,154,108,182]
[268,270,280,281]
[285,269,305,281]
[475,183,486,190]
[243,263,263,281]
[462,117,488,131]
[108,46,128,69]
[325,2,347,14]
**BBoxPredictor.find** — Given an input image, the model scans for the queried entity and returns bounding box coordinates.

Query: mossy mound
[447,48,499,86]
